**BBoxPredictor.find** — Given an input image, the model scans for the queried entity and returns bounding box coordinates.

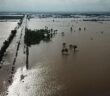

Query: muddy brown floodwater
[7,18,110,96]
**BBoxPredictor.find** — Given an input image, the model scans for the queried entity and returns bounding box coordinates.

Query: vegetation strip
[0,29,17,63]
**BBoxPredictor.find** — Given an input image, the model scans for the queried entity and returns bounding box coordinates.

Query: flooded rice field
[0,21,18,46]
[1,17,110,96]
[0,20,19,95]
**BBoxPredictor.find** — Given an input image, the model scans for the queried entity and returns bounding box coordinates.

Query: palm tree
[84,27,86,31]
[73,45,78,52]
[61,48,69,55]
[70,27,73,31]
[69,44,73,49]
[61,42,69,55]
[79,27,81,31]
[62,42,66,48]
[61,32,65,36]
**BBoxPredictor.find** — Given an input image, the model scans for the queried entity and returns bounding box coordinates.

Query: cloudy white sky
[0,0,110,12]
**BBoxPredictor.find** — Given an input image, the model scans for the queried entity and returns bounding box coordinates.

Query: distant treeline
[1,12,110,19]
[0,15,24,19]
[83,19,110,21]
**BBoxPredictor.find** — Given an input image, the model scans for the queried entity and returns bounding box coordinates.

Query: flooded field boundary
[0,29,17,64]
[8,26,23,84]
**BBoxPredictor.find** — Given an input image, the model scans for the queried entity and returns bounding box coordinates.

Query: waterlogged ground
[1,18,110,96]
[0,20,22,95]
[0,21,18,47]
[28,18,110,96]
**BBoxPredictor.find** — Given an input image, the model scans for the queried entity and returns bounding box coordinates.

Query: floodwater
[0,20,18,95]
[0,21,18,46]
[5,18,110,96]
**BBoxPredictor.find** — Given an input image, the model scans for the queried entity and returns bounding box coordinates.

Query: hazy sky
[0,0,110,12]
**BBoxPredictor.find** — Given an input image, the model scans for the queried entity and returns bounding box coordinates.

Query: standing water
[6,17,110,96]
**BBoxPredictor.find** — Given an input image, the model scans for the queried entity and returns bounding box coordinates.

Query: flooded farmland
[0,21,18,46]
[0,15,110,96]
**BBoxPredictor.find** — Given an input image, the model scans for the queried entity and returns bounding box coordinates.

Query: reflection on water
[7,64,66,96]
[27,18,110,96]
